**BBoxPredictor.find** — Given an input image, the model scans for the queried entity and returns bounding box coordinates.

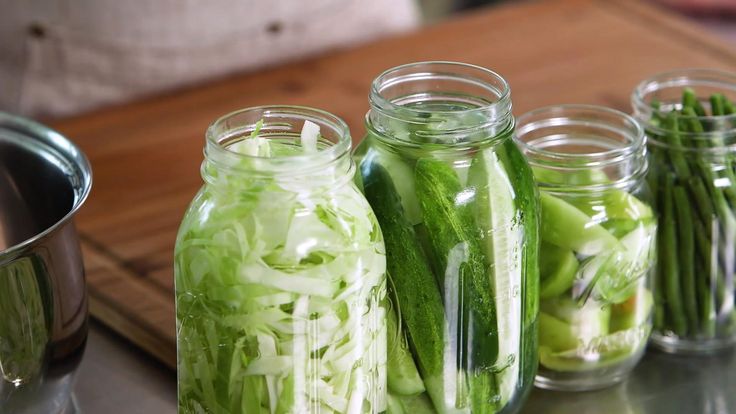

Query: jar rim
[367,61,513,146]
[515,104,647,192]
[631,68,736,152]
[205,105,351,176]
[515,104,645,166]
[631,68,736,120]
[370,61,511,116]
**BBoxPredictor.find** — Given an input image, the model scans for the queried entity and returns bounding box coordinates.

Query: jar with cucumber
[355,62,539,413]
[632,69,736,354]
[515,105,656,391]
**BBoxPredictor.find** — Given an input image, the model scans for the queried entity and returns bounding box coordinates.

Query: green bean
[674,186,699,333]
[702,280,717,338]
[689,177,716,226]
[710,94,725,117]
[681,107,736,331]
[663,113,692,178]
[663,176,688,336]
[682,107,736,207]
[692,215,717,338]
[650,91,736,341]
[653,196,666,332]
[722,95,736,115]
[683,88,707,117]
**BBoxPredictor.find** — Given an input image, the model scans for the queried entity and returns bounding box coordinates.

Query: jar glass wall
[515,105,656,391]
[632,69,736,354]
[355,62,539,413]
[175,106,387,413]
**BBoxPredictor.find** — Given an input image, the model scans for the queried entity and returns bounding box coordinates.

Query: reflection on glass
[0,256,49,385]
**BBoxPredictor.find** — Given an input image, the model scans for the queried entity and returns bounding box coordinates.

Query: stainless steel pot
[0,112,92,413]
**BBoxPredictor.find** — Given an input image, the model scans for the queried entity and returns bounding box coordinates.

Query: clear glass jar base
[534,347,644,392]
[534,371,626,392]
[650,332,736,355]
[61,395,80,414]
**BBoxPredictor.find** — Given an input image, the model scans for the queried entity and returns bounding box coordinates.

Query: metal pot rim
[0,112,92,259]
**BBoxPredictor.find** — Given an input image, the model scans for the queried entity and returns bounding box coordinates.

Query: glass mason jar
[354,62,539,413]
[632,69,736,354]
[515,105,656,391]
[175,106,388,413]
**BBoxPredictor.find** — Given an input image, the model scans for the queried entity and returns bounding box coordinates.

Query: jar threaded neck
[367,61,514,147]
[515,104,647,191]
[631,68,736,152]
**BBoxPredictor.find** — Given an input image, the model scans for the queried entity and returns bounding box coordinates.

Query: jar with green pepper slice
[632,69,736,354]
[354,62,539,413]
[515,105,656,391]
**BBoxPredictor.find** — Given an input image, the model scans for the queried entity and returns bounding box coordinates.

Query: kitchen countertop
[52,0,736,412]
[75,322,736,413]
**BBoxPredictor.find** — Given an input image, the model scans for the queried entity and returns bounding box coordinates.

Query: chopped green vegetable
[539,193,619,256]
[539,242,578,299]
[610,289,653,332]
[534,175,655,375]
[176,120,387,413]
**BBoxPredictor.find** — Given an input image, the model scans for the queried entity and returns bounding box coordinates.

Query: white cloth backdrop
[0,0,419,117]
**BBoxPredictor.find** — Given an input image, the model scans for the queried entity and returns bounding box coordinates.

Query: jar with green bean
[632,69,736,354]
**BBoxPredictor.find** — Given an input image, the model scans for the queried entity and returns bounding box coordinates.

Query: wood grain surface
[49,0,736,368]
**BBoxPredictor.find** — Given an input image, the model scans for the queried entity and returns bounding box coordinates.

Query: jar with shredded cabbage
[174,106,387,413]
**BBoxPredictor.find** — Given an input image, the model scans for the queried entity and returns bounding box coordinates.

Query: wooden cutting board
[49,0,736,368]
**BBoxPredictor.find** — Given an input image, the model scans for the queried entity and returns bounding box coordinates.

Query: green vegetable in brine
[358,136,536,413]
[356,62,537,412]
[539,242,578,299]
[386,305,424,397]
[362,162,446,410]
[539,193,619,256]
[536,182,655,373]
[175,120,387,413]
[646,88,736,341]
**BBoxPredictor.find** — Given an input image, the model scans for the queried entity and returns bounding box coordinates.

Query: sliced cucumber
[468,147,523,408]
[387,307,425,396]
[361,147,423,225]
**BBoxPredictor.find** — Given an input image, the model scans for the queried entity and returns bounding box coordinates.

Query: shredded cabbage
[175,121,387,413]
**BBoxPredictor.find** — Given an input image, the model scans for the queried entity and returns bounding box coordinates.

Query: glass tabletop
[522,347,736,414]
[76,321,735,413]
